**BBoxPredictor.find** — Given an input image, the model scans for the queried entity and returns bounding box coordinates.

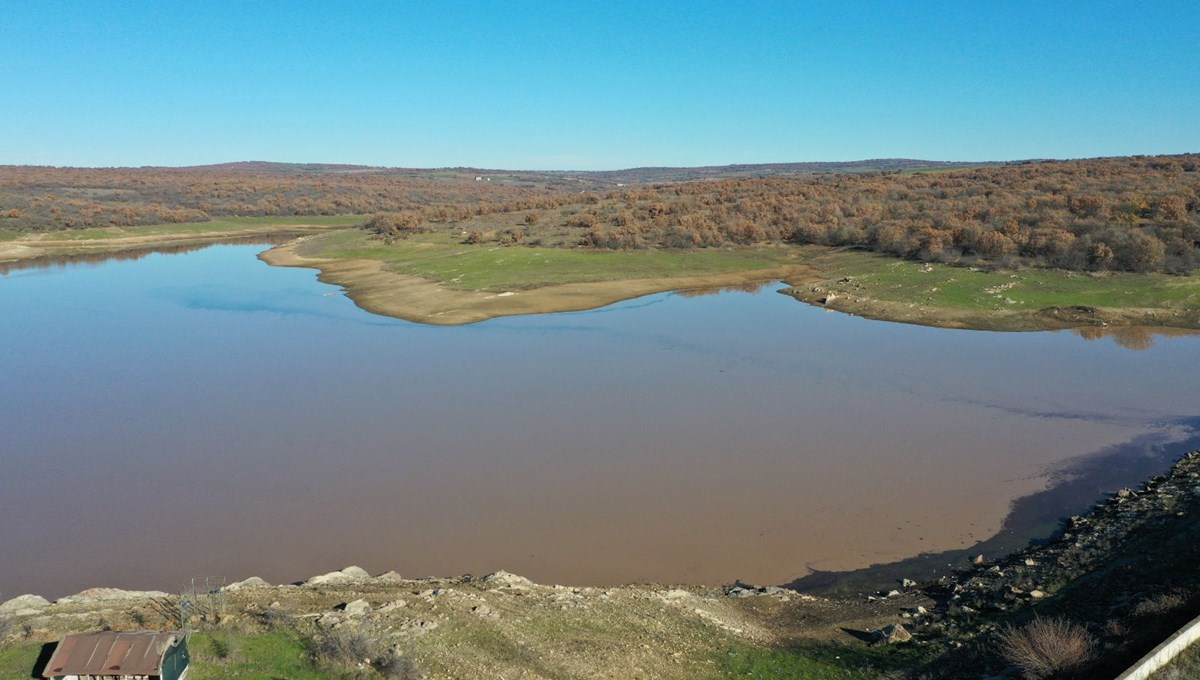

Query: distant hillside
[172,159,996,185]
[554,159,996,185]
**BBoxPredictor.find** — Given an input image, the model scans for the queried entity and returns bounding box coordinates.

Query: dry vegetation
[364,154,1200,275]
[4,155,1198,277]
[995,617,1097,679]
[0,163,564,231]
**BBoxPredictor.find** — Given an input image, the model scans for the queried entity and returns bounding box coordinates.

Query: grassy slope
[303,229,800,291]
[188,630,330,680]
[0,642,43,678]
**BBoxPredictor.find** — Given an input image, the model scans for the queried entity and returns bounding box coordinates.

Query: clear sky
[2,1,1197,169]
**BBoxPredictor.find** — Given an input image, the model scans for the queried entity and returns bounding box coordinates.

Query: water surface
[2,244,1198,597]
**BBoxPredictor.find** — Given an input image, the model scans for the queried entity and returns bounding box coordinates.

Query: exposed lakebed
[2,243,1198,598]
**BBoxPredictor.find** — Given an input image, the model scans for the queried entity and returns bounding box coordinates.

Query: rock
[223,577,270,591]
[877,623,913,644]
[1029,590,1046,599]
[471,604,493,617]
[901,578,917,589]
[972,554,986,566]
[1117,488,1133,499]
[0,594,50,616]
[378,599,408,612]
[399,619,438,635]
[727,587,755,598]
[885,590,901,598]
[374,570,404,582]
[817,294,837,305]
[57,588,169,604]
[482,570,532,586]
[661,589,692,600]
[338,599,371,617]
[305,566,371,586]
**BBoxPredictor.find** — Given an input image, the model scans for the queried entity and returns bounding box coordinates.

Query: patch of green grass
[188,630,328,680]
[815,250,1200,311]
[0,230,21,242]
[719,641,920,679]
[45,215,366,240]
[306,230,795,291]
[0,641,45,678]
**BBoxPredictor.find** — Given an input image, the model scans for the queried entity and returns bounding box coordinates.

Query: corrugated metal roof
[43,630,180,677]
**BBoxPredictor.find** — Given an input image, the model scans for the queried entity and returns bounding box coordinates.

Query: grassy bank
[300,229,801,291]
[277,230,1200,330]
[785,248,1200,331]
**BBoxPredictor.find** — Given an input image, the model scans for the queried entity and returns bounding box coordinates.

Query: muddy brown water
[2,243,1198,598]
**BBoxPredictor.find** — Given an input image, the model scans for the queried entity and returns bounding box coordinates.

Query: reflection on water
[2,245,1199,598]
[1073,325,1200,351]
[673,281,775,298]
[0,235,299,276]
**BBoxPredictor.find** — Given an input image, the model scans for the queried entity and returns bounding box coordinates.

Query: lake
[2,243,1198,598]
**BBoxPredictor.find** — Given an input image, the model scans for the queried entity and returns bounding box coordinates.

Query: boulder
[378,599,408,613]
[338,599,371,617]
[0,594,50,616]
[57,588,169,604]
[878,623,913,645]
[482,570,532,587]
[223,577,270,591]
[305,566,371,586]
[374,570,404,582]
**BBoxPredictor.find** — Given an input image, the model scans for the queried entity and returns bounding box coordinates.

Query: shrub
[995,617,1096,679]
[1132,590,1188,617]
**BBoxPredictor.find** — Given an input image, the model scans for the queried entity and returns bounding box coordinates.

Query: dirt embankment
[260,237,818,325]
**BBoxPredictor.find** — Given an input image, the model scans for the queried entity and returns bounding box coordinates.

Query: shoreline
[782,284,1200,333]
[0,223,343,267]
[260,237,819,325]
[5,225,1197,333]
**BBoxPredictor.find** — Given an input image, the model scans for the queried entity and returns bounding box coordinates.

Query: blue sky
[2,1,1197,169]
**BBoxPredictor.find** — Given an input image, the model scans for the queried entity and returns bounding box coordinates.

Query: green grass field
[187,630,330,680]
[305,230,797,291]
[811,250,1200,312]
[0,641,43,678]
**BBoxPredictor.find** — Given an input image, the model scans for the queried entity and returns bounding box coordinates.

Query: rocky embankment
[0,566,922,679]
[894,450,1200,677]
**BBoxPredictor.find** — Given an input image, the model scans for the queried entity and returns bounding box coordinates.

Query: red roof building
[42,630,189,680]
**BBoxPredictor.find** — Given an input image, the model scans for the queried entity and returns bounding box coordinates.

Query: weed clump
[995,617,1096,679]
[309,625,421,679]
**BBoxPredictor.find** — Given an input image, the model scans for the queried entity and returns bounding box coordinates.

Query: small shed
[42,630,189,680]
